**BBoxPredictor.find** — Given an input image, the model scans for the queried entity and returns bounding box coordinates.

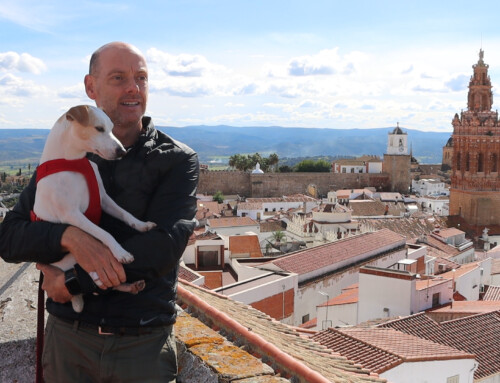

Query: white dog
[33,105,156,312]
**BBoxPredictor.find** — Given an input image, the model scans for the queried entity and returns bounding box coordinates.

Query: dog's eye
[95,126,105,132]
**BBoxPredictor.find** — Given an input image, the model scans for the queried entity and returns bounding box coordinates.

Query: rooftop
[379,311,500,380]
[312,327,474,374]
[260,229,405,277]
[178,280,385,382]
[207,216,258,228]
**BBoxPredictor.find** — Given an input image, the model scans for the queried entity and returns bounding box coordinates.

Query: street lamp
[318,291,332,330]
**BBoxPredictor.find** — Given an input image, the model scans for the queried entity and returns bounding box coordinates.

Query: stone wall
[198,170,390,198]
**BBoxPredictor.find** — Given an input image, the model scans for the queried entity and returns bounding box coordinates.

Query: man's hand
[61,226,126,288]
[36,263,72,303]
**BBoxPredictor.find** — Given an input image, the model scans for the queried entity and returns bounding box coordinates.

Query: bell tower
[383,123,411,193]
[449,49,500,231]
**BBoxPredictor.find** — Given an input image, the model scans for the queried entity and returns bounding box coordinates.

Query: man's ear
[84,74,97,100]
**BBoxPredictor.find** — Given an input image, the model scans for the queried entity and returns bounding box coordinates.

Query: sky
[2,1,500,132]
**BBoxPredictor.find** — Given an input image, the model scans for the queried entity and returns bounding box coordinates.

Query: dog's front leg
[63,210,134,264]
[101,192,156,232]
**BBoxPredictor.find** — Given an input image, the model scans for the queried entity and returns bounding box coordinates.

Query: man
[0,42,199,382]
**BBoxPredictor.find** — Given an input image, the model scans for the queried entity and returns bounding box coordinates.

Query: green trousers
[42,314,177,383]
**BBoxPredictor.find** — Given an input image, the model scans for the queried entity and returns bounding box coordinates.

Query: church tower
[449,49,500,230]
[383,123,411,193]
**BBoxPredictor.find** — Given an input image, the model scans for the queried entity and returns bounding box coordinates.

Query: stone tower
[442,136,453,170]
[383,123,411,193]
[449,49,500,229]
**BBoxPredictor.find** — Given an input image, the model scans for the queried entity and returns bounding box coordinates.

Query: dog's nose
[116,146,127,158]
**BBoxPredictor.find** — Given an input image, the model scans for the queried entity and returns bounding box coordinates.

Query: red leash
[36,272,45,383]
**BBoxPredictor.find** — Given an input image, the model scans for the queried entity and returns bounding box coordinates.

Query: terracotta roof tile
[178,263,202,283]
[379,311,500,379]
[484,285,500,301]
[178,281,385,382]
[229,235,263,258]
[265,229,405,276]
[321,284,359,306]
[312,327,474,374]
[359,216,447,241]
[207,216,258,228]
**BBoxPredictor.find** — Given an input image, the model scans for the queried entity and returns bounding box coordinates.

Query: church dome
[392,126,404,135]
[252,162,264,174]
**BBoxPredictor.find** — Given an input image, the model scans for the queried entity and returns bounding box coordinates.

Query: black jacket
[0,117,199,327]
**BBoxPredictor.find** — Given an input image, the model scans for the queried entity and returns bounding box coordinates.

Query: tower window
[478,153,484,172]
[492,153,498,172]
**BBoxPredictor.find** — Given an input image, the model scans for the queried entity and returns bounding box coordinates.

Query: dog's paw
[113,280,145,294]
[115,250,134,264]
[133,221,157,232]
[129,280,146,294]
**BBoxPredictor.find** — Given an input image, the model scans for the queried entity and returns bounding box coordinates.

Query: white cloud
[147,48,225,77]
[57,84,86,99]
[0,73,48,97]
[0,52,47,74]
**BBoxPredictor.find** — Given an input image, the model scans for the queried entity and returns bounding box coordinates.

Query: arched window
[478,153,484,172]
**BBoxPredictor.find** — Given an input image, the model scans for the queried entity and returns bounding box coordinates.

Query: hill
[0,126,450,166]
[158,125,450,164]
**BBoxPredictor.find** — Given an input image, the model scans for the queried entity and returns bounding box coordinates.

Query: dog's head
[66,105,126,160]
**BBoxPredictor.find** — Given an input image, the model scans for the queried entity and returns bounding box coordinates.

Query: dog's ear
[66,105,90,126]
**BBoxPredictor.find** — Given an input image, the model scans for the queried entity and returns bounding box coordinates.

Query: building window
[198,250,219,267]
[432,292,440,307]
[491,153,498,172]
[350,168,354,173]
[456,153,461,170]
[478,153,484,172]
[342,168,346,173]
[301,314,310,324]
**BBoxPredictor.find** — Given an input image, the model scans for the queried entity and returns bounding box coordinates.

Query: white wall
[208,225,260,236]
[455,259,492,300]
[368,162,383,173]
[381,359,477,383]
[358,272,415,323]
[293,248,406,326]
[414,279,453,312]
[317,303,357,329]
[226,274,298,325]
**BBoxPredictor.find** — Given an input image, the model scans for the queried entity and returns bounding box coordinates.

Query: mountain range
[0,125,451,165]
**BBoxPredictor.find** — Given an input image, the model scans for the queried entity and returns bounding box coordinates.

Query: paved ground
[0,259,42,383]
[0,259,42,343]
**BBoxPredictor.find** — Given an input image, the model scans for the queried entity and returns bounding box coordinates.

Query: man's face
[86,46,148,129]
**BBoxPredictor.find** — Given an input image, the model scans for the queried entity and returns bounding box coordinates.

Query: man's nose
[126,79,140,93]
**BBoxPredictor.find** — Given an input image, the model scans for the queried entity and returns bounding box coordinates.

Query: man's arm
[0,173,125,289]
[0,174,68,264]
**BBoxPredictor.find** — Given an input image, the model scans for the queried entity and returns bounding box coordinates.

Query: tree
[271,230,286,243]
[213,190,224,203]
[229,152,279,172]
[295,159,331,172]
[278,165,293,173]
[268,153,279,172]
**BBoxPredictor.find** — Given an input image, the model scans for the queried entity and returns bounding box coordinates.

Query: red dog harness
[30,158,101,225]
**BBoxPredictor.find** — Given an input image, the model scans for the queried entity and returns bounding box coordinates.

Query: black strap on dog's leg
[36,271,45,383]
